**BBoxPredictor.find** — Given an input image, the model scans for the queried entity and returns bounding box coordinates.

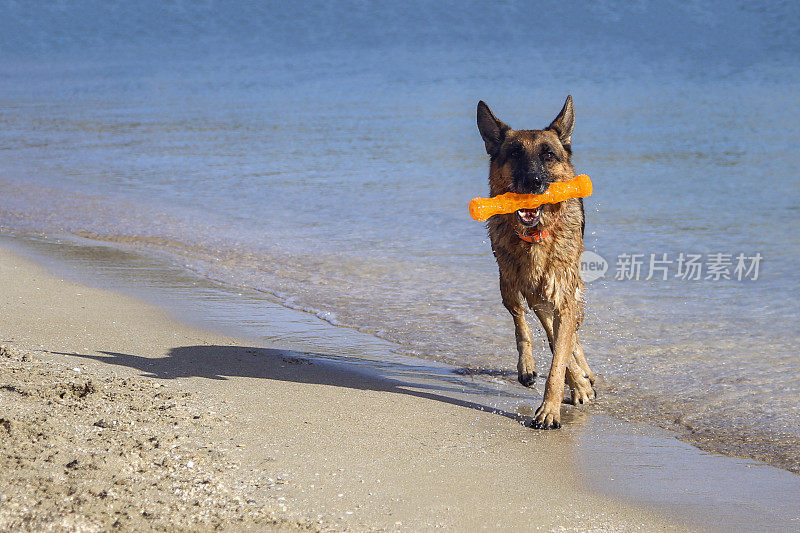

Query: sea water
[1,1,798,471]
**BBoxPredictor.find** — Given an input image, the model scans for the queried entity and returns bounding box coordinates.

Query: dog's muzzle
[514,165,550,195]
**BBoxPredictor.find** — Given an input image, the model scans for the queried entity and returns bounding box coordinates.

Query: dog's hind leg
[501,279,536,387]
[566,339,595,405]
[530,299,556,352]
[572,337,596,385]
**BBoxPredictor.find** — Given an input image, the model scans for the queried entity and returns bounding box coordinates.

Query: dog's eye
[542,150,557,162]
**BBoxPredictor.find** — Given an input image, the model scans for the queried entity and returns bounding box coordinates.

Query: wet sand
[1,242,798,531]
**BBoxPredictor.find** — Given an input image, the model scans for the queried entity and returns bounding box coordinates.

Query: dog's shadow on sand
[55,345,564,426]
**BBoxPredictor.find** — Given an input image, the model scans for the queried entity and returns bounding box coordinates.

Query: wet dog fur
[477,96,596,429]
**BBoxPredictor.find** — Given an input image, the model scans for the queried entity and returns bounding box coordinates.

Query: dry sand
[0,243,795,531]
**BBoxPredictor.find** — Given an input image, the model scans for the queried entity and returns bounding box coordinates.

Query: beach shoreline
[1,237,799,531]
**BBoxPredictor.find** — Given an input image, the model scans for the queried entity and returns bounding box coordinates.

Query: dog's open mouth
[516,207,541,227]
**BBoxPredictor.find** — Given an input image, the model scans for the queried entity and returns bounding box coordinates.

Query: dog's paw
[569,375,596,405]
[530,401,561,429]
[517,357,537,388]
[517,371,537,388]
[570,383,596,405]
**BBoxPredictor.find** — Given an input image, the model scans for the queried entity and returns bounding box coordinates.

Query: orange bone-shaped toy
[468,174,593,221]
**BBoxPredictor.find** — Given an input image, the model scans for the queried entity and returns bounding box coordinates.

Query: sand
[0,242,798,532]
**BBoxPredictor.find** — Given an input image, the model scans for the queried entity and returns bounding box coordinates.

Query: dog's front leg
[532,305,594,405]
[500,279,536,387]
[531,307,577,429]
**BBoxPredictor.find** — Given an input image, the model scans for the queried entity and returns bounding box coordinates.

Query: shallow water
[1,2,799,472]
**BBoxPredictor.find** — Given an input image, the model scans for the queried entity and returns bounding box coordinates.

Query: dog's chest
[524,244,557,292]
[512,240,581,309]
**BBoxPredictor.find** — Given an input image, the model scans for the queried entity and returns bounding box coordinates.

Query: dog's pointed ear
[477,101,509,156]
[547,95,575,148]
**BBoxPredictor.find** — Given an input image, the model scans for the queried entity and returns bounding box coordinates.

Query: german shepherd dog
[477,96,596,429]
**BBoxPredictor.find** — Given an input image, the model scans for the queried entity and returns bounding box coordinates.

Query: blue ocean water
[1,1,798,470]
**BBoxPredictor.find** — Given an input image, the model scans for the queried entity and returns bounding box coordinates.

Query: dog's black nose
[519,174,549,195]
